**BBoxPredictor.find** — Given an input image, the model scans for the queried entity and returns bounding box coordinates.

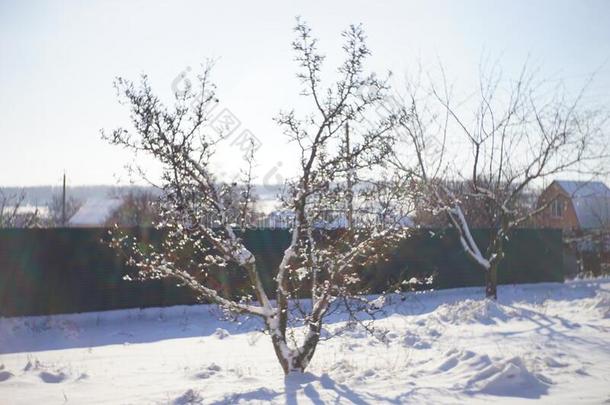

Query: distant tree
[46,194,82,227]
[105,190,161,227]
[105,20,404,374]
[218,182,262,228]
[0,189,40,228]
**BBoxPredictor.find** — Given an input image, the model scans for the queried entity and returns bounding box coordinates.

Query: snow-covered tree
[393,63,609,299]
[104,20,406,374]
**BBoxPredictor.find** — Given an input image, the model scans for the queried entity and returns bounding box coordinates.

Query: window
[550,198,564,218]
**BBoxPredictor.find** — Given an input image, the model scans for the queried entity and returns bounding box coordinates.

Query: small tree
[105,189,161,227]
[394,64,609,299]
[46,194,82,227]
[0,189,40,228]
[105,20,405,374]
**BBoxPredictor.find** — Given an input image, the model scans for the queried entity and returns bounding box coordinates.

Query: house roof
[554,180,610,229]
[554,180,610,198]
[69,198,123,227]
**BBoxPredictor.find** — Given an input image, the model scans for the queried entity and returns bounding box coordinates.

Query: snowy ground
[1,278,609,404]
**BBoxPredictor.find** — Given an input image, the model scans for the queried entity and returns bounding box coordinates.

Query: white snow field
[1,278,609,404]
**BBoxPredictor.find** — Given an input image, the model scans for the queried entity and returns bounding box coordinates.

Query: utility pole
[61,172,66,227]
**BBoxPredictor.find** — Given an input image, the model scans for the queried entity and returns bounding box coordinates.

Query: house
[265,210,296,229]
[536,180,610,232]
[263,209,414,229]
[68,198,123,227]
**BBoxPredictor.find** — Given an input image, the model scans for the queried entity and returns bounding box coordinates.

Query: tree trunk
[271,338,317,375]
[290,323,321,373]
[270,322,321,375]
[270,334,290,375]
[485,225,506,300]
[485,263,498,300]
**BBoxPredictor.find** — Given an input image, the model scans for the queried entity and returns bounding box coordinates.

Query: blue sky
[1,0,609,186]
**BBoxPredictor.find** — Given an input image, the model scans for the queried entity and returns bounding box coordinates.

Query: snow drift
[1,278,609,404]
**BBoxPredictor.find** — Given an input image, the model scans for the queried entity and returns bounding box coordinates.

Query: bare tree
[46,194,82,227]
[105,20,405,374]
[0,189,40,228]
[105,189,160,227]
[393,63,609,299]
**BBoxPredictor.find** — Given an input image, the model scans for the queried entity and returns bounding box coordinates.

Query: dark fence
[0,228,563,317]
